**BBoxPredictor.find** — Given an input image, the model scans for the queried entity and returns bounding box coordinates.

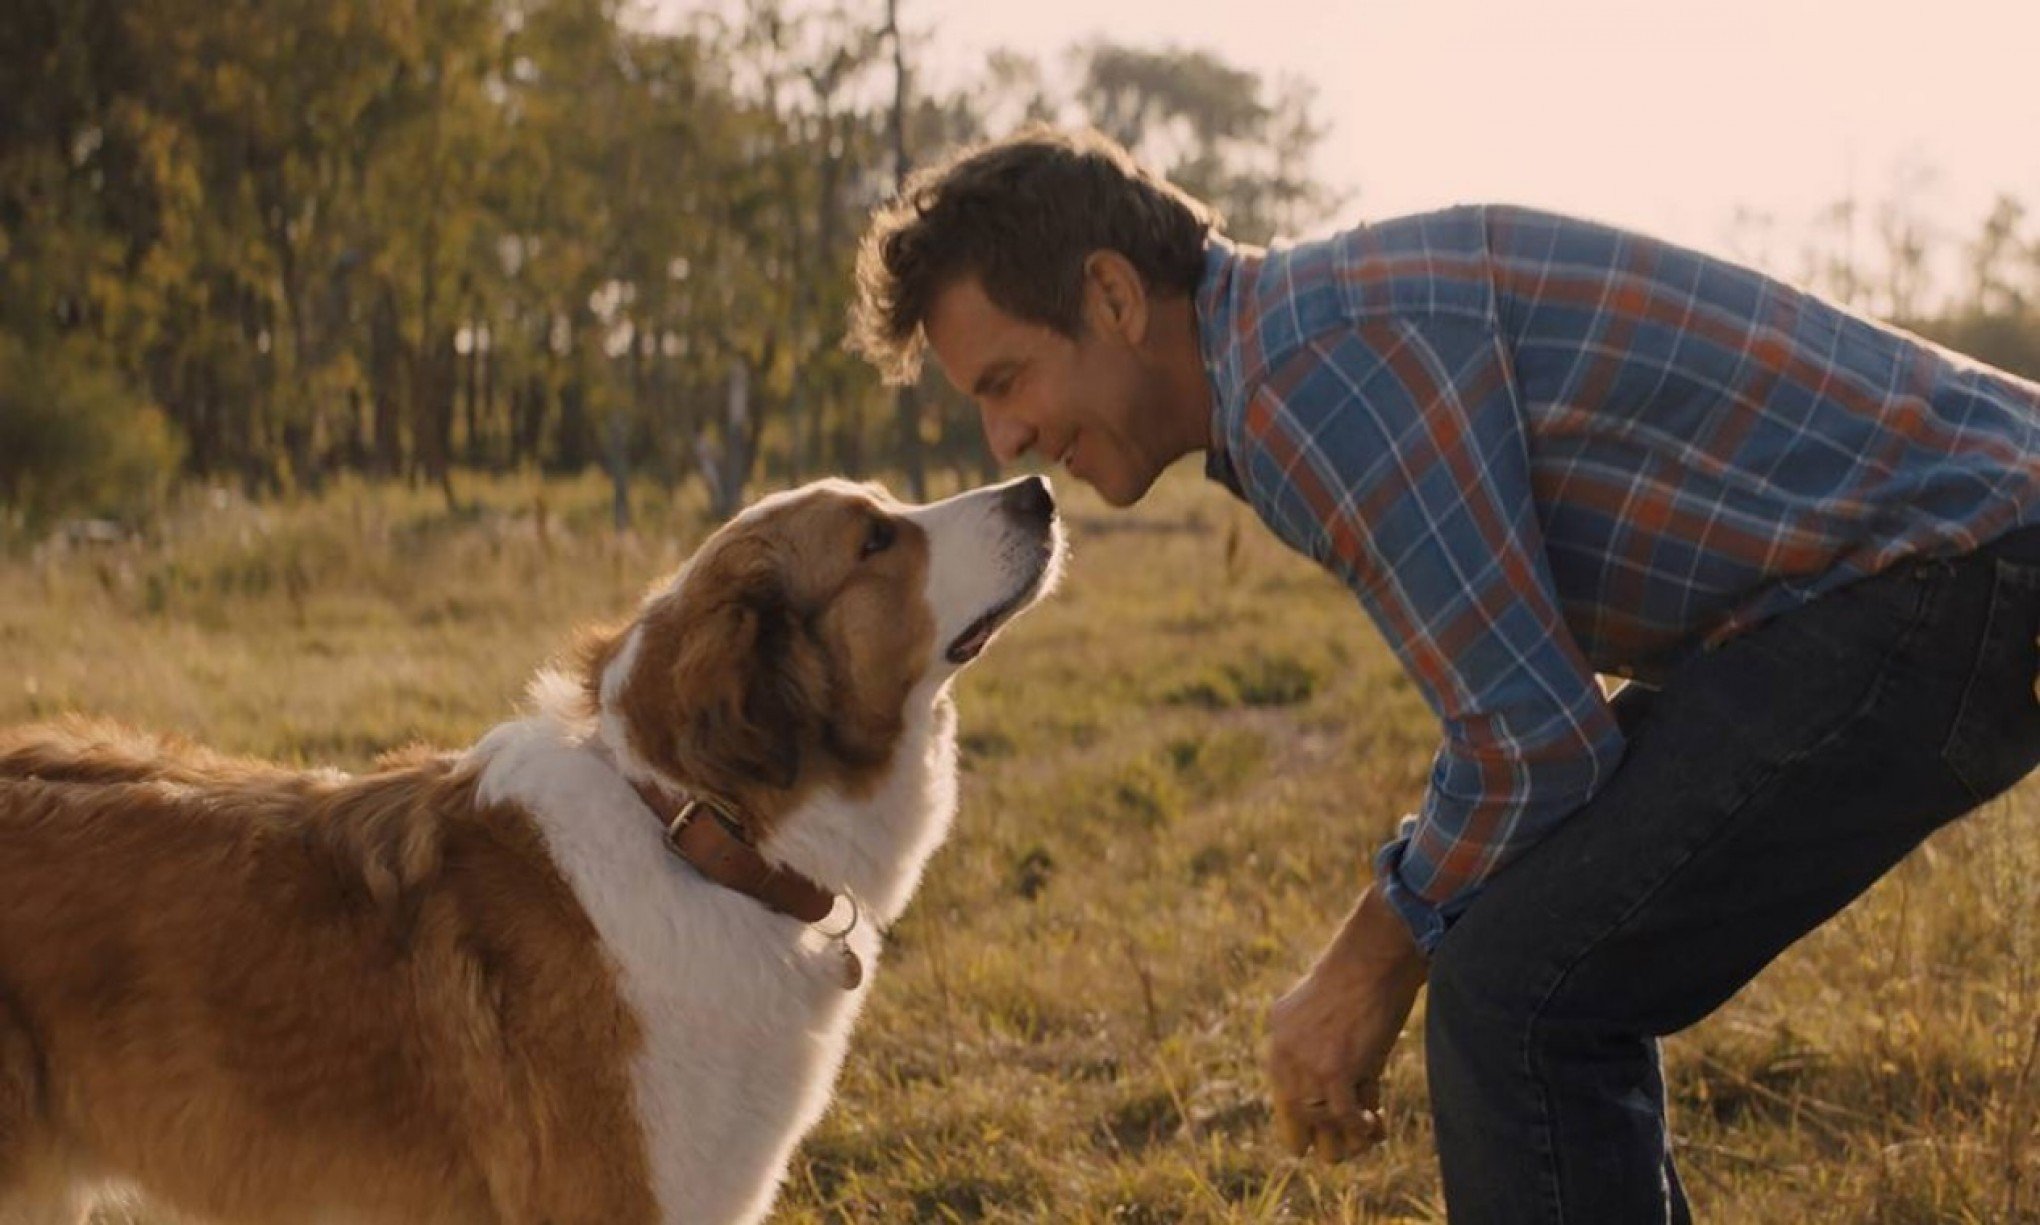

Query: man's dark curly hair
[849,125,1220,386]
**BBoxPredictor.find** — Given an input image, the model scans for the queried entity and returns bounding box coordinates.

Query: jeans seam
[1520,958,1571,1223]
[1512,568,1940,1223]
[1938,558,2033,804]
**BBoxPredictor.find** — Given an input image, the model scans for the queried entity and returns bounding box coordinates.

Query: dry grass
[5,465,2037,1223]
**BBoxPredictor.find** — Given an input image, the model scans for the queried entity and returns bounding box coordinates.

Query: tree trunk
[371,288,405,477]
[886,0,924,499]
[895,385,924,500]
[463,317,481,465]
[717,356,751,520]
[409,329,458,509]
[606,409,631,533]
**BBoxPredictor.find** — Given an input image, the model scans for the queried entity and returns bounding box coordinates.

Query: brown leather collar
[623,774,838,926]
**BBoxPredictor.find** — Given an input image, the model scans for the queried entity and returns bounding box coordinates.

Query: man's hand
[1266,883,1428,1162]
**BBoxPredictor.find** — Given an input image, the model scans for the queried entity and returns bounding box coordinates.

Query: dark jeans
[1426,528,2040,1223]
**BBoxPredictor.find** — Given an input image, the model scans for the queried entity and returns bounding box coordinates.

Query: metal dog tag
[835,942,864,991]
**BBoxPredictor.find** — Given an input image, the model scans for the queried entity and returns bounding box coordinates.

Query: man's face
[924,274,1171,508]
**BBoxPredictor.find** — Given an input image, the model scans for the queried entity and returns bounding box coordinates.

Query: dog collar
[628,778,835,923]
[601,752,865,991]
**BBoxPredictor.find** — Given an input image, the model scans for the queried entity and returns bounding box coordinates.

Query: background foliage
[0,0,1339,531]
[10,0,2034,538]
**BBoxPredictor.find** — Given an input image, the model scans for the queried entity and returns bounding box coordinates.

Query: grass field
[5,466,2038,1223]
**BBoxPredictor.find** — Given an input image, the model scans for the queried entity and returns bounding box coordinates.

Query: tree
[0,0,1357,521]
[1875,156,1938,322]
[882,0,923,500]
[1073,42,1340,243]
[0,336,181,531]
[1967,194,2029,318]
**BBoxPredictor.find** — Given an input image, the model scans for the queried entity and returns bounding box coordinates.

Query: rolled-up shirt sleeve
[1227,312,1626,953]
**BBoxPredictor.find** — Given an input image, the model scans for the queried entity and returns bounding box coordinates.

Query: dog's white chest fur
[471,691,956,1225]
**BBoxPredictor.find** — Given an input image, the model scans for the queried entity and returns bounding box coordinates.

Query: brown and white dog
[0,475,1063,1225]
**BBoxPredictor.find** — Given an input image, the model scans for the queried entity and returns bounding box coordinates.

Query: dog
[0,475,1064,1225]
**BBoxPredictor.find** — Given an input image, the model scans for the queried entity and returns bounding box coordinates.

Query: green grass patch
[1163,651,1320,710]
[10,464,2039,1223]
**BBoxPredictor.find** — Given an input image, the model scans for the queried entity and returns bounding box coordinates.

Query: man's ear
[649,551,818,794]
[1082,250,1150,346]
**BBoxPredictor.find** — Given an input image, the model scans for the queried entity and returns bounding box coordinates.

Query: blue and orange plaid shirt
[1197,205,2040,952]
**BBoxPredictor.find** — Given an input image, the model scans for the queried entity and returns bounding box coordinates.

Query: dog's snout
[1000,476,1055,525]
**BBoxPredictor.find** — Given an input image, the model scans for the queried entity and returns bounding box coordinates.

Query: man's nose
[979,402,1035,465]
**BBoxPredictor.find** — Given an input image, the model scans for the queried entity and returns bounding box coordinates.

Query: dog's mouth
[944,547,1056,666]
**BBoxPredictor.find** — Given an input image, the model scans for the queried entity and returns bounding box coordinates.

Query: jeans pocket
[1940,558,2040,804]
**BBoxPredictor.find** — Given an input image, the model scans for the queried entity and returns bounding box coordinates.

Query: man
[848,125,2040,1222]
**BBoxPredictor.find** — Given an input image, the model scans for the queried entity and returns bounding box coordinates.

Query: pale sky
[913,0,2040,301]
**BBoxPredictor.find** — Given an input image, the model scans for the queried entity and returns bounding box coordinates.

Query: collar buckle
[663,794,750,851]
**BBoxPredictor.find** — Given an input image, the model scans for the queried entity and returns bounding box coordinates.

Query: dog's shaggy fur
[0,476,1062,1224]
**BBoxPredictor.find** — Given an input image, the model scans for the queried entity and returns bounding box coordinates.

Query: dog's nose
[1000,475,1056,525]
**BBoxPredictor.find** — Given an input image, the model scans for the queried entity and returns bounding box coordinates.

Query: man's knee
[1426,897,1641,1056]
[1425,911,1549,1057]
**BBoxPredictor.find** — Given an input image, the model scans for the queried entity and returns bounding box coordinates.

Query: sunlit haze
[691,0,2040,306]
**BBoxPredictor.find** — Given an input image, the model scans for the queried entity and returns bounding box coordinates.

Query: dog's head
[585,476,1063,819]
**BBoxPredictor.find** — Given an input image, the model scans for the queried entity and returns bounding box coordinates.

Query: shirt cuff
[1374,816,1451,955]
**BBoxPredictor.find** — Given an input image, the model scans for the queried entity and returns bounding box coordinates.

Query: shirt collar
[1196,232,1249,499]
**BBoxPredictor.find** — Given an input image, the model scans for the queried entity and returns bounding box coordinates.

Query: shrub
[0,336,182,534]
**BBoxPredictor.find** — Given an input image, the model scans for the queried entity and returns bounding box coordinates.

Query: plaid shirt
[1198,205,2040,952]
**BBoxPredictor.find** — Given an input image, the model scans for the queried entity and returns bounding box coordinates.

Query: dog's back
[0,721,657,1225]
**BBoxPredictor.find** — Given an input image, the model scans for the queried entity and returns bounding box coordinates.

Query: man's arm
[1239,314,1625,941]
[1266,882,1425,1160]
[1233,313,1625,1152]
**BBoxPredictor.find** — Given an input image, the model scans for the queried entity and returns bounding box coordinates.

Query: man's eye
[979,369,1016,399]
[861,518,896,558]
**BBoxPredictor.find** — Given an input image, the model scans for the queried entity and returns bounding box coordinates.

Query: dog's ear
[571,621,630,720]
[654,547,819,793]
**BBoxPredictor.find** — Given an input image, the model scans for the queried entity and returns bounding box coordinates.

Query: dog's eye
[860,517,896,559]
